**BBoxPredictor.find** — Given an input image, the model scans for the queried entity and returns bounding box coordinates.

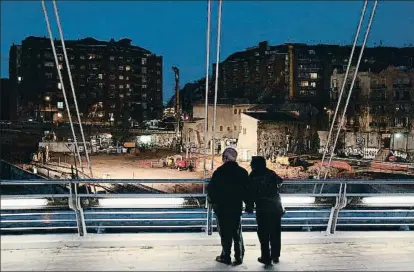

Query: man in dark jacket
[247,156,284,266]
[207,147,249,266]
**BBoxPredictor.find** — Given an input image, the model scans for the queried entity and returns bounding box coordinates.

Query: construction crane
[172,66,182,150]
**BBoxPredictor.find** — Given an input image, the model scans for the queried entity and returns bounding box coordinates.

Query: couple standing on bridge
[207,147,285,266]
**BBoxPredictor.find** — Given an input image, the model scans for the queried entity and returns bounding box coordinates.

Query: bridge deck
[2,232,414,271]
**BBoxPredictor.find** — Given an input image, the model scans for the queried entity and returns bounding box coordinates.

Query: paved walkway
[2,232,414,271]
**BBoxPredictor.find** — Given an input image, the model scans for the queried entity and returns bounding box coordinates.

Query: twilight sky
[1,1,414,102]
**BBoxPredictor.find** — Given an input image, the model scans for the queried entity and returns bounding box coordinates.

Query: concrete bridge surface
[2,232,414,271]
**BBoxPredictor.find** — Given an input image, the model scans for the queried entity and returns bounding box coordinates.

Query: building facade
[182,104,255,152]
[209,41,414,110]
[330,66,414,133]
[212,41,287,104]
[9,37,163,124]
[1,78,17,121]
[237,111,311,161]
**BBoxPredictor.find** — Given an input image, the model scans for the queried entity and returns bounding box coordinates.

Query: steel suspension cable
[323,0,378,181]
[317,0,368,180]
[203,0,212,180]
[210,0,223,170]
[52,0,93,178]
[41,0,83,170]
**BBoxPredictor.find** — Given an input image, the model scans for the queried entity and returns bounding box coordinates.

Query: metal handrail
[2,178,414,185]
[77,193,207,198]
[1,178,413,236]
[1,194,71,199]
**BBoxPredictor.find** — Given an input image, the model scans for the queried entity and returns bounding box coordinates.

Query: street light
[44,96,51,122]
[325,108,333,128]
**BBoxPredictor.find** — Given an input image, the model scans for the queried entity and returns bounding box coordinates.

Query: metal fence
[1,179,413,236]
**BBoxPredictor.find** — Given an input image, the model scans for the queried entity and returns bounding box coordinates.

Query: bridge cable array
[40,1,93,179]
[317,0,369,180]
[40,1,83,174]
[202,0,212,180]
[317,1,378,193]
[52,0,93,179]
[210,0,223,171]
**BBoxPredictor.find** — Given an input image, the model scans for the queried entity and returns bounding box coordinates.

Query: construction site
[20,139,413,195]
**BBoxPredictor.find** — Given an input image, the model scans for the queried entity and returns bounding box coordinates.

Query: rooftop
[244,111,301,123]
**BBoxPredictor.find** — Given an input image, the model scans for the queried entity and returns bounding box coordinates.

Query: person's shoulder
[266,169,282,180]
[214,164,225,174]
[235,163,248,175]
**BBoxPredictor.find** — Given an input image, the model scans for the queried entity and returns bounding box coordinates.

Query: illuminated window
[142,85,147,89]
[98,74,103,79]
[310,73,318,79]
[110,56,115,60]
[119,75,124,80]
[126,66,131,71]
[311,82,316,87]
[142,58,147,65]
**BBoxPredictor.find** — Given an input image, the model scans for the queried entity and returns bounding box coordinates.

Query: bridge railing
[1,179,413,236]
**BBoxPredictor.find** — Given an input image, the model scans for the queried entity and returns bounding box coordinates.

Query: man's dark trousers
[216,211,245,262]
[256,212,281,261]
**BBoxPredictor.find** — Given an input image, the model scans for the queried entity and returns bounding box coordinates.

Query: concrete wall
[192,104,254,142]
[136,132,178,149]
[318,130,414,159]
[182,121,204,150]
[236,113,258,161]
[39,142,91,154]
[391,133,414,151]
[258,122,307,159]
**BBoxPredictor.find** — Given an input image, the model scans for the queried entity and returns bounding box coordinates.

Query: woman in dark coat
[247,156,284,266]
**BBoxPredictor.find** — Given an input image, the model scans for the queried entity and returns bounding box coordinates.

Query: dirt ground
[43,153,356,193]
[52,154,204,193]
